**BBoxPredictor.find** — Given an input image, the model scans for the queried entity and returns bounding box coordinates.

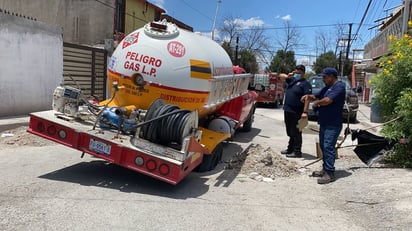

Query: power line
[179,0,214,22]
[197,22,370,33]
[94,0,114,9]
[94,0,148,24]
[352,0,402,49]
[351,0,372,48]
[353,0,362,22]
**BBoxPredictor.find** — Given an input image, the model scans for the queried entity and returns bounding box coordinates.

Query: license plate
[89,139,111,155]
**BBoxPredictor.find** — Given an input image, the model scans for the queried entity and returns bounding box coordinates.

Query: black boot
[280,149,292,155]
[286,151,302,158]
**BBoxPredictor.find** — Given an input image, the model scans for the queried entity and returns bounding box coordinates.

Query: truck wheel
[272,100,279,108]
[241,105,255,132]
[194,143,223,172]
[349,112,357,123]
[278,96,283,107]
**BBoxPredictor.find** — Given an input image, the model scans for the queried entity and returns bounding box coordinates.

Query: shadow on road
[38,123,262,196]
[38,160,212,199]
[334,169,353,181]
[232,127,261,143]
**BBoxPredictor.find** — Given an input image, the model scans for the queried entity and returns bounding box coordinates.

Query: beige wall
[0,0,115,45]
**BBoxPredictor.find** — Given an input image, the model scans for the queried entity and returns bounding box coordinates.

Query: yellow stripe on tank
[190,59,212,80]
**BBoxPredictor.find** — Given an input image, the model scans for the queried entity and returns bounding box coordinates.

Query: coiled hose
[140,104,191,146]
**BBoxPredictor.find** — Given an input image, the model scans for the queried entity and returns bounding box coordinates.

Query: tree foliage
[269,50,296,73]
[238,49,259,74]
[221,41,234,60]
[312,51,339,74]
[372,25,412,167]
[221,41,258,73]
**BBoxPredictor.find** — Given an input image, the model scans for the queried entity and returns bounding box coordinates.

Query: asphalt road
[1,104,411,230]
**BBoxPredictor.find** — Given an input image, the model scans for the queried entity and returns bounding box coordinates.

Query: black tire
[349,112,357,123]
[277,96,282,107]
[241,113,254,132]
[194,143,224,172]
[279,96,284,105]
[272,99,279,108]
[240,104,256,132]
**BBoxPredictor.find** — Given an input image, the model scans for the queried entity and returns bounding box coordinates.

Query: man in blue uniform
[302,67,346,184]
[279,65,312,158]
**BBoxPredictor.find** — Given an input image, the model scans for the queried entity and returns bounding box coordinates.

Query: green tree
[238,49,258,74]
[312,51,339,74]
[221,41,234,62]
[269,50,296,73]
[221,42,258,73]
[372,29,412,167]
[337,51,353,76]
[340,59,353,76]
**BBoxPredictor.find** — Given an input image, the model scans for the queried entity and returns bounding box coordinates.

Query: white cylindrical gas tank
[106,20,249,117]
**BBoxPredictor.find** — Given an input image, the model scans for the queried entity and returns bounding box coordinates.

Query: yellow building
[115,0,192,43]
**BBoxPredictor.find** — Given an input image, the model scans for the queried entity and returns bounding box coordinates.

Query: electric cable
[92,90,116,130]
[93,0,148,24]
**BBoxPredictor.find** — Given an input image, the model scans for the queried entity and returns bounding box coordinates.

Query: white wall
[0,13,63,117]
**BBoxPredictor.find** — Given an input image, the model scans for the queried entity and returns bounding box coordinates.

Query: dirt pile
[225,144,299,180]
[0,126,55,147]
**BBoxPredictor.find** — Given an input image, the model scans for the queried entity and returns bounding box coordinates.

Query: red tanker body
[27,20,257,184]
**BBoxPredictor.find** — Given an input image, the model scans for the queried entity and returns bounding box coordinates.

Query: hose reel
[139,99,198,149]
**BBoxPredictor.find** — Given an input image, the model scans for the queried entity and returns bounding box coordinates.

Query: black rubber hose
[139,104,191,147]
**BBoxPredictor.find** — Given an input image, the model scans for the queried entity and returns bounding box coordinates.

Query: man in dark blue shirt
[279,65,312,158]
[302,67,346,184]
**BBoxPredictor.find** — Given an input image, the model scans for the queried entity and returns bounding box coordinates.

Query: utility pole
[211,0,222,40]
[339,51,343,76]
[234,36,239,65]
[345,23,353,60]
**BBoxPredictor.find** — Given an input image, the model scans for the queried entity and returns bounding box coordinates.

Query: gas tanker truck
[28,20,257,185]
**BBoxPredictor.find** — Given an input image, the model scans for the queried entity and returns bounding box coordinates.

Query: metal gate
[63,42,107,100]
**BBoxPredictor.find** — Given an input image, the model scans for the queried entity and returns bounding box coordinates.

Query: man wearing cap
[302,67,346,184]
[279,65,312,158]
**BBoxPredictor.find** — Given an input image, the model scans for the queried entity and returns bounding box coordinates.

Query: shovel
[297,96,310,132]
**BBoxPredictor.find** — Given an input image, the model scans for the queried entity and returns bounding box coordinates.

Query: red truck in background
[251,73,285,108]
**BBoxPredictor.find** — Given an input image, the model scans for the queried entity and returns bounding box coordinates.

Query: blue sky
[151,0,402,68]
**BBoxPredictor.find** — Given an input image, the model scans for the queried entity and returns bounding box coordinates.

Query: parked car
[307,75,359,122]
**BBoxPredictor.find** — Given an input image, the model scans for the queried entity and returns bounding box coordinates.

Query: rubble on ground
[224,144,299,181]
[0,126,55,147]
